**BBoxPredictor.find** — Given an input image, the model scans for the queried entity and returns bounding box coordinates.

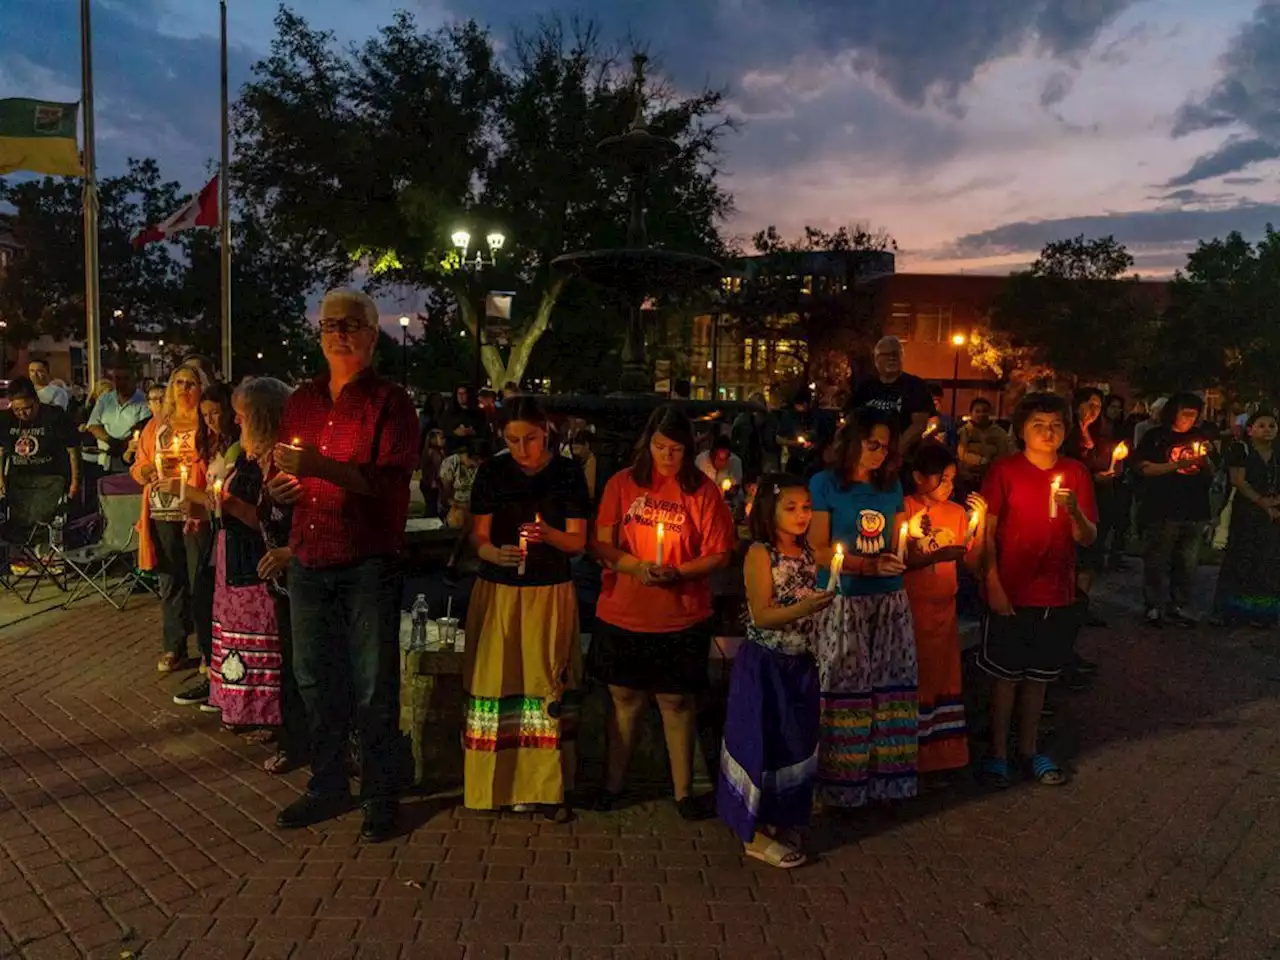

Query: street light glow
[399,315,411,328]
[486,232,505,252]
[952,333,967,346]
[112,309,124,319]
[257,352,263,360]
[451,230,470,252]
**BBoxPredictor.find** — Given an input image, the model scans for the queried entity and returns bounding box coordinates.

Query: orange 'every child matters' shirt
[595,468,737,634]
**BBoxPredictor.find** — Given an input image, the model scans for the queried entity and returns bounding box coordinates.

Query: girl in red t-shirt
[590,406,737,820]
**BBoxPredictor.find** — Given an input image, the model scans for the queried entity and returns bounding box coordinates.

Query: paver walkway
[1,566,1279,959]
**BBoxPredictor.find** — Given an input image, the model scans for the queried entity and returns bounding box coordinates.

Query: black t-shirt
[1134,424,1215,523]
[471,453,590,587]
[850,372,936,429]
[0,404,76,478]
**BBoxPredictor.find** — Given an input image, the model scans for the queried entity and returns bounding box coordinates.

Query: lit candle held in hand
[827,542,845,594]
[896,521,909,562]
[1049,475,1063,518]
[721,477,732,497]
[212,478,223,520]
[178,464,189,504]
[655,522,665,566]
[1109,441,1129,474]
[965,508,981,545]
[517,531,528,577]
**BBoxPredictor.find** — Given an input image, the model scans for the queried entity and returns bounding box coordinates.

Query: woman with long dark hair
[463,397,590,820]
[1213,410,1280,627]
[590,405,736,819]
[807,407,918,808]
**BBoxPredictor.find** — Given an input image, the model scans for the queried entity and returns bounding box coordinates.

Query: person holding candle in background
[590,406,736,820]
[462,397,589,820]
[978,393,1096,789]
[902,444,986,781]
[130,364,212,675]
[1133,392,1216,628]
[808,407,918,809]
[717,474,833,868]
[695,435,744,491]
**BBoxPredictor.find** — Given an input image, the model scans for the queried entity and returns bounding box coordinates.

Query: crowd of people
[0,311,1276,864]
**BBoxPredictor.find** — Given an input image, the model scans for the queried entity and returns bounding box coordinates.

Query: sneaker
[1145,607,1163,628]
[173,680,210,706]
[199,702,221,714]
[1167,608,1198,628]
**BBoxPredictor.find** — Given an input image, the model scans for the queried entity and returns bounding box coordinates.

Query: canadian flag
[132,174,219,247]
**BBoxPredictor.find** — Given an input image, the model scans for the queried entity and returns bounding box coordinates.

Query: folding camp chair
[0,496,70,604]
[60,473,157,610]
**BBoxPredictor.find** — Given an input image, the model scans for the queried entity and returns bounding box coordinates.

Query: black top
[0,404,76,478]
[850,372,937,430]
[1134,424,1215,523]
[471,453,590,587]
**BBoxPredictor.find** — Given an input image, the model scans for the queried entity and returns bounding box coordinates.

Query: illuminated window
[743,338,755,371]
[912,304,952,343]
[802,275,813,295]
[890,302,912,338]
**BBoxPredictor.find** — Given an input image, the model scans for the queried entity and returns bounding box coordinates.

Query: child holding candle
[902,444,986,780]
[978,393,1096,789]
[717,474,833,868]
[807,408,918,808]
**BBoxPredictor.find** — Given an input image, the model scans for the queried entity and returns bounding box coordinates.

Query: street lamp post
[398,315,410,387]
[950,332,967,422]
[451,229,505,402]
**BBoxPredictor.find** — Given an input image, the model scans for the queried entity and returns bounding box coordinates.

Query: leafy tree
[0,159,187,355]
[718,223,896,405]
[233,7,733,387]
[1136,228,1280,403]
[983,235,1156,384]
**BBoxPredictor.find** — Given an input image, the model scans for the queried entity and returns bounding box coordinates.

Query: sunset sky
[2,0,1279,279]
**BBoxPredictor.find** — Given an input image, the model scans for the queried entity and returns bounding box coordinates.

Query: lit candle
[179,463,189,504]
[923,421,939,439]
[212,478,223,520]
[721,477,732,496]
[1049,475,1062,518]
[965,508,981,545]
[1109,441,1129,474]
[896,521,909,562]
[795,434,807,446]
[655,522,665,566]
[154,449,164,481]
[290,436,301,448]
[517,530,528,576]
[827,542,845,594]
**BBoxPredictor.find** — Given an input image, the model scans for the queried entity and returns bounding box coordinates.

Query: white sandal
[744,839,808,869]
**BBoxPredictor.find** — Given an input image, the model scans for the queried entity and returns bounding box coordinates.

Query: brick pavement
[1,568,1280,959]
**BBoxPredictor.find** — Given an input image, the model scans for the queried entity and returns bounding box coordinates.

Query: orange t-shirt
[902,493,967,602]
[595,468,737,634]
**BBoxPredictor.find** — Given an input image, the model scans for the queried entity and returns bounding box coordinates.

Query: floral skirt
[210,530,282,727]
[814,590,919,807]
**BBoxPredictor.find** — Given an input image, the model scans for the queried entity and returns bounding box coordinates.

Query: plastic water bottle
[50,513,65,552]
[409,595,430,652]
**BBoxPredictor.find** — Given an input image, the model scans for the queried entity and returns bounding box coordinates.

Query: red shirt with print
[279,369,419,569]
[595,468,736,633]
[981,452,1097,608]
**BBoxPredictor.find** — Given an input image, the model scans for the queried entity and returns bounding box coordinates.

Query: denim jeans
[289,555,403,804]
[1142,519,1204,611]
[153,520,214,660]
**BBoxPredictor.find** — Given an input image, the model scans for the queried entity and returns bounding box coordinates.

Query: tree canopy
[233,6,735,387]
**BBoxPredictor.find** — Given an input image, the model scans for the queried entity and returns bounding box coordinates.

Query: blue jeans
[289,556,403,804]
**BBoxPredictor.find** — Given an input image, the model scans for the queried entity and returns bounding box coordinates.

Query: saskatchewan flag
[0,99,84,177]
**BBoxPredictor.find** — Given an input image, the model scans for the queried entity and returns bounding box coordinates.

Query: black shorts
[587,618,712,695]
[975,606,1078,683]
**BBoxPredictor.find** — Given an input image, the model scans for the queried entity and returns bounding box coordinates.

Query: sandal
[1021,754,1068,786]
[157,653,182,673]
[262,751,299,775]
[745,839,808,870]
[240,728,275,746]
[978,756,1012,789]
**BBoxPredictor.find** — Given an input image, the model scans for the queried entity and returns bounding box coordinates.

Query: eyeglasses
[319,317,372,335]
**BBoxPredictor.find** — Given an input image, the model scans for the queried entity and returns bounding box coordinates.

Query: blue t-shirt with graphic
[810,470,905,596]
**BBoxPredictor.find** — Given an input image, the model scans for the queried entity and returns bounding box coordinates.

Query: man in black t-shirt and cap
[849,335,936,448]
[0,377,80,542]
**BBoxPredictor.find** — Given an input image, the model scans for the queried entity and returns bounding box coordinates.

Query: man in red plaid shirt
[268,288,419,842]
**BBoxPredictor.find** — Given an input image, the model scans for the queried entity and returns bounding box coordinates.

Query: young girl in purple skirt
[717,474,833,869]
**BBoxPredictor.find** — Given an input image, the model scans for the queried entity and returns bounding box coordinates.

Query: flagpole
[219,0,232,381]
[80,0,102,388]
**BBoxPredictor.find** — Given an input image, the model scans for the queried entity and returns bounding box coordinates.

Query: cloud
[1040,70,1074,109]
[1168,0,1280,184]
[944,200,1280,259]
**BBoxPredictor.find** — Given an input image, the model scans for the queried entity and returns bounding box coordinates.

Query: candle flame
[291,436,301,447]
[796,434,807,445]
[1051,475,1062,489]
[179,464,189,479]
[834,542,845,557]
[721,478,732,492]
[1113,441,1129,461]
[657,522,665,538]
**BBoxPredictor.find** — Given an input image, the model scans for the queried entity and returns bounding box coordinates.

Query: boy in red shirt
[979,393,1097,788]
